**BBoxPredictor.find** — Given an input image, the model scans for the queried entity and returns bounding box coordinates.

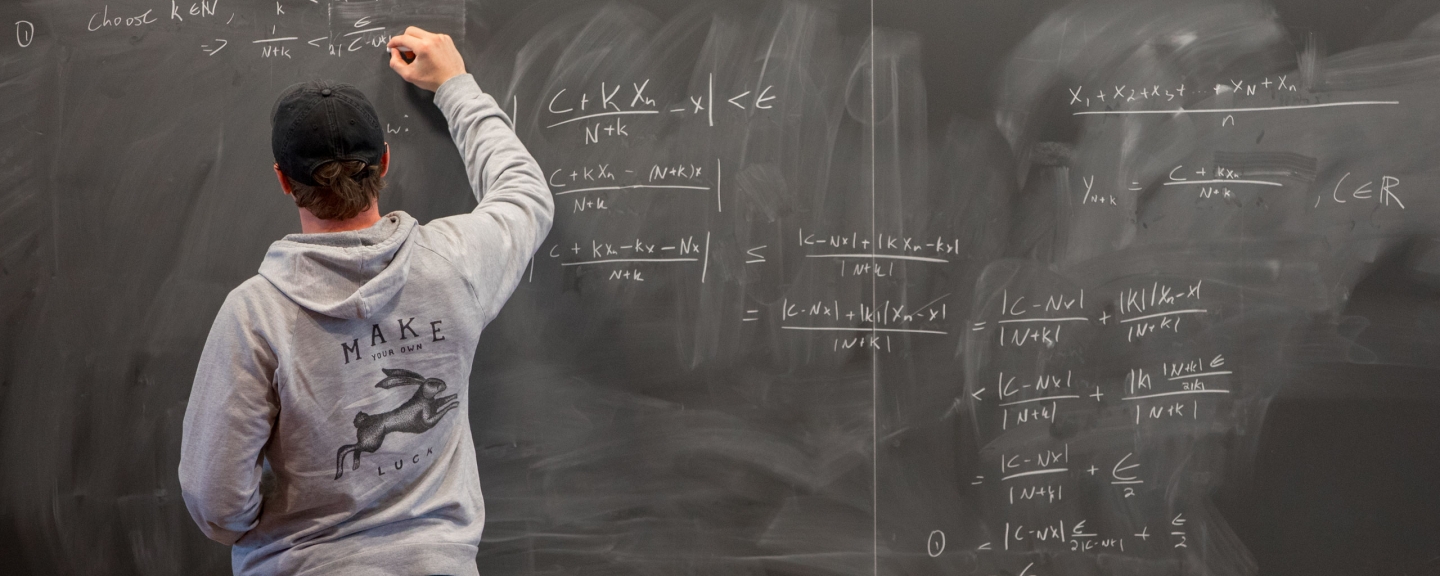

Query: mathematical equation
[930,269,1248,574]
[1075,166,1406,209]
[543,76,777,143]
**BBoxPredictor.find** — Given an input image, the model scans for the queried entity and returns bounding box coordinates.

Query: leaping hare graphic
[335,368,459,479]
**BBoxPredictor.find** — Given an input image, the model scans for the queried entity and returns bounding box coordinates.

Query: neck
[298,204,383,234]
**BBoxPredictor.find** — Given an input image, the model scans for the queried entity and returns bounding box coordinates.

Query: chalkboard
[2,0,1440,574]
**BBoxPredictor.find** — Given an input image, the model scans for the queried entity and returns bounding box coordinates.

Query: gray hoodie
[179,74,553,576]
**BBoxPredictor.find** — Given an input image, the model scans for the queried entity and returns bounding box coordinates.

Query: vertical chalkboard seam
[869,1,878,574]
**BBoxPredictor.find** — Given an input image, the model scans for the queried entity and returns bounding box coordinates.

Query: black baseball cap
[271,80,385,186]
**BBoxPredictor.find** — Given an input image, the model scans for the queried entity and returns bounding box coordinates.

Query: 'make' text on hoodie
[342,317,447,364]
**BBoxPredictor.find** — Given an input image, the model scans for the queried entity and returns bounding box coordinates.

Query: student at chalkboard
[177,27,553,576]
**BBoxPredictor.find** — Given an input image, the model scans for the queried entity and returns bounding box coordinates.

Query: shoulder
[406,221,490,305]
[409,217,499,263]
[214,275,295,336]
[226,275,288,309]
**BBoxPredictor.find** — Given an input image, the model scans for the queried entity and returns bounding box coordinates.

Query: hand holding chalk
[387,27,466,92]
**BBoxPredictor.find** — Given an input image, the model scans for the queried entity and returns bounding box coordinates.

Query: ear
[382,368,423,379]
[274,164,295,197]
[376,367,425,388]
[379,144,390,178]
[376,375,421,389]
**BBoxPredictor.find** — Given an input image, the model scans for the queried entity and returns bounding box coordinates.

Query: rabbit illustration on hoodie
[335,368,460,479]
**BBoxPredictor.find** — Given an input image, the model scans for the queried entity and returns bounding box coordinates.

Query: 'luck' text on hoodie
[179,74,553,576]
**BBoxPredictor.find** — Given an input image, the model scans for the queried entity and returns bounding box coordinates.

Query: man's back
[179,30,553,576]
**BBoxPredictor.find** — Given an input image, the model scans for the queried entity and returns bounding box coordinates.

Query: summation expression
[1066,73,1398,120]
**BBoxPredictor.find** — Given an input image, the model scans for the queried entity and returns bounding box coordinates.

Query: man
[179,27,552,576]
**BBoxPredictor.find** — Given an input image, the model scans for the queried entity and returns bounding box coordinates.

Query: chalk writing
[16,21,34,47]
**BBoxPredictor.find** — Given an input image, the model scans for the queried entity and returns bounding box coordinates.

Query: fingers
[386,33,425,53]
[386,26,464,91]
[386,28,451,52]
[388,47,405,73]
[404,26,455,47]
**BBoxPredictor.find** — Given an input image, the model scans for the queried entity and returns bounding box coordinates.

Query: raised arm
[387,28,554,312]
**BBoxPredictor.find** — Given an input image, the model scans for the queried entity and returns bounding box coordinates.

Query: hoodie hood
[259,211,418,320]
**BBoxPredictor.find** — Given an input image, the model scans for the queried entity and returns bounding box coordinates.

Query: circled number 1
[16,21,34,48]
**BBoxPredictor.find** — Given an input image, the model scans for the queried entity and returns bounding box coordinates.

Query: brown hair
[286,160,385,220]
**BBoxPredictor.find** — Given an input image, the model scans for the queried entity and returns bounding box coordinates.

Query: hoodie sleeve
[179,289,280,545]
[424,74,554,317]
